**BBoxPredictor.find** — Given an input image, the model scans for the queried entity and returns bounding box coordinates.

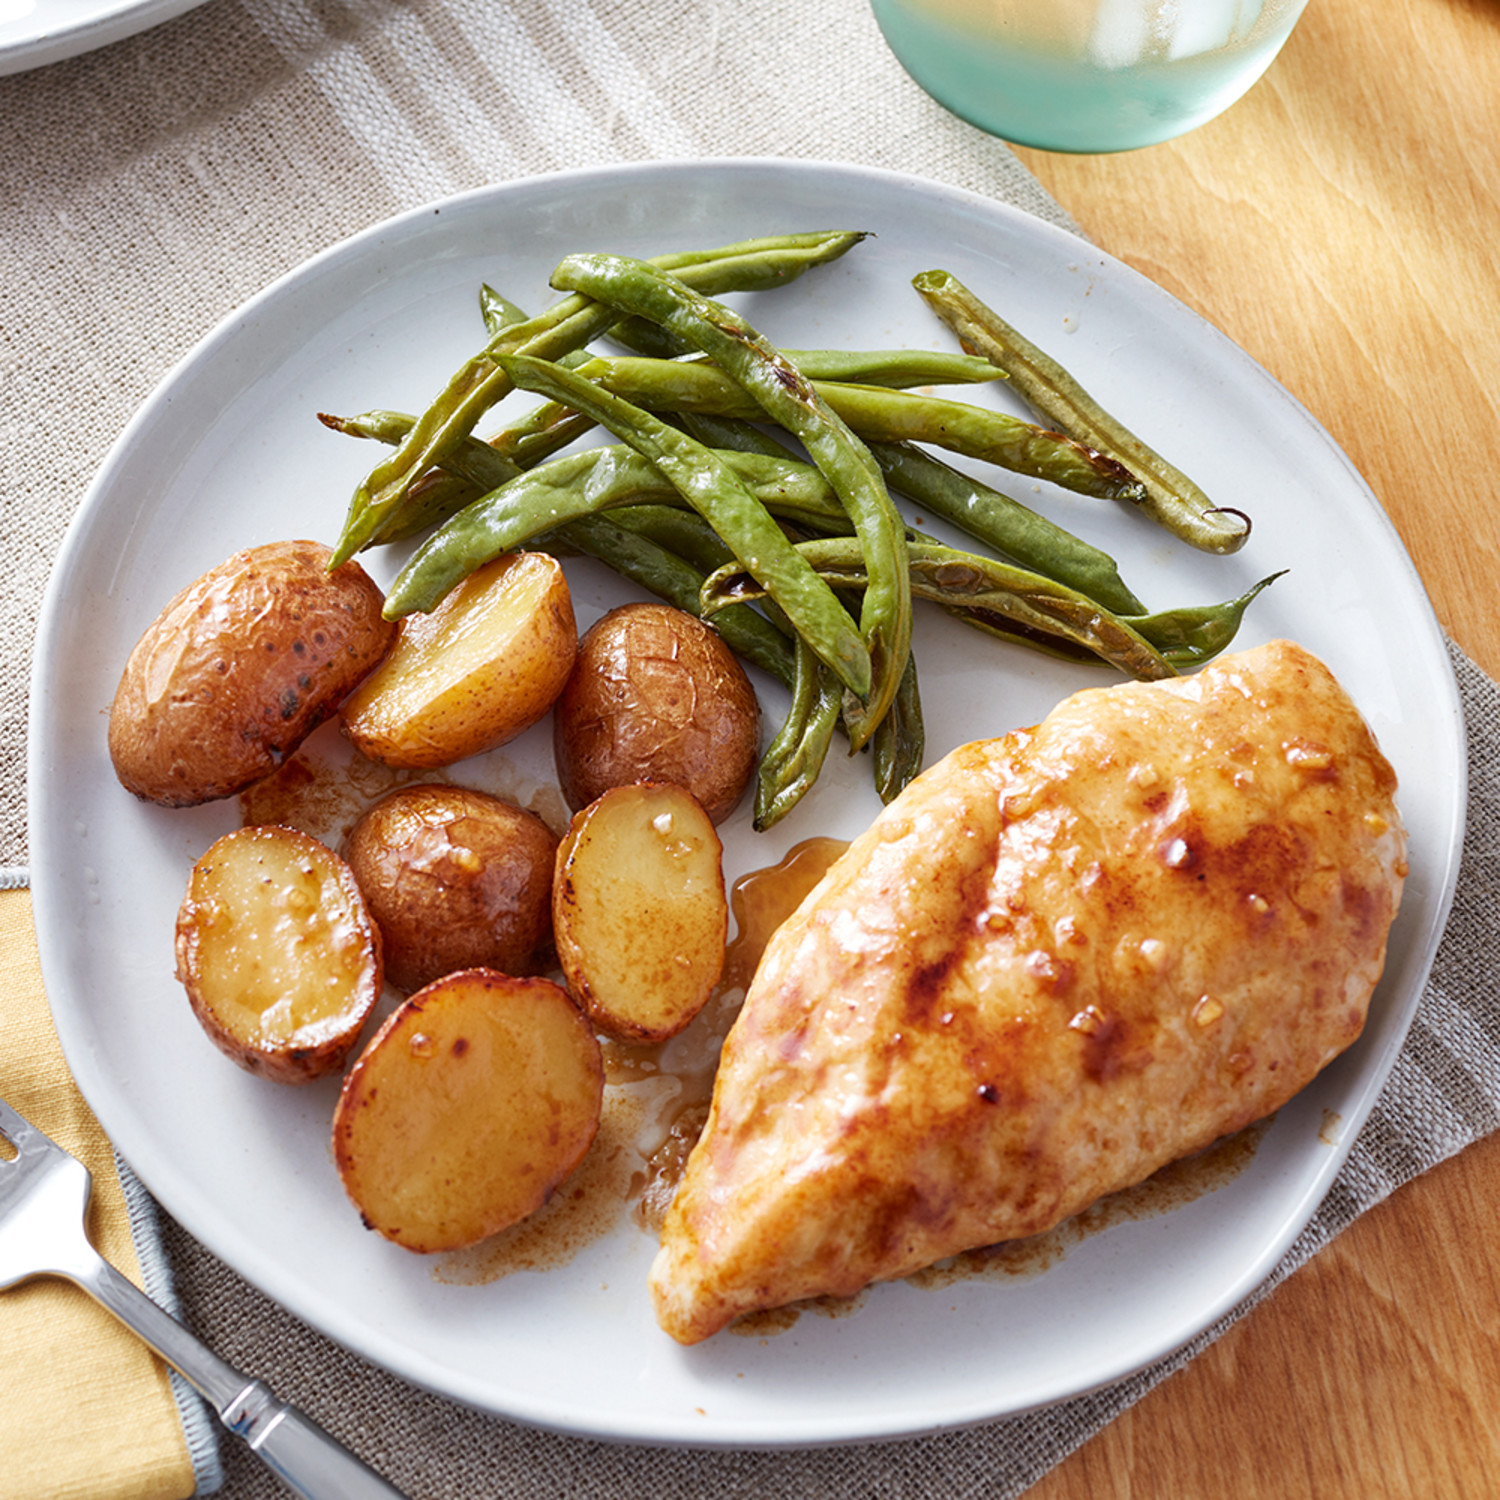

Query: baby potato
[332,969,604,1253]
[552,602,760,824]
[344,783,558,994]
[174,824,383,1085]
[341,550,576,768]
[108,539,393,806]
[553,782,727,1043]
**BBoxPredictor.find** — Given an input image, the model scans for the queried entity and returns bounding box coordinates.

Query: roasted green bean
[573,355,1146,502]
[872,651,924,807]
[546,253,913,751]
[384,438,855,617]
[865,440,1146,616]
[495,352,872,698]
[913,268,1249,554]
[703,534,1178,681]
[676,348,1007,389]
[754,639,844,831]
[543,513,796,687]
[1126,572,1285,663]
[331,230,868,566]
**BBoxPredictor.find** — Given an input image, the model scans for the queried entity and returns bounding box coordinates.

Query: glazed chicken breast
[651,639,1407,1344]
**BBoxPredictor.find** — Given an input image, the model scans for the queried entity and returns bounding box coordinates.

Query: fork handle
[220,1378,411,1500]
[79,1251,410,1499]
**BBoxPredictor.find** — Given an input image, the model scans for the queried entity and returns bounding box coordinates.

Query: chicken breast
[651,639,1407,1344]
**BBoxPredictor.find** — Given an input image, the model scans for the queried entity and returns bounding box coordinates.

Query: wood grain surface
[1007,1,1500,1493]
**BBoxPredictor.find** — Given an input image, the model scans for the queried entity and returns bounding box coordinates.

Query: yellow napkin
[0,886,202,1500]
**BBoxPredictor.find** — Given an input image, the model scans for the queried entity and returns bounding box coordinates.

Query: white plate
[29,159,1463,1447]
[0,0,207,74]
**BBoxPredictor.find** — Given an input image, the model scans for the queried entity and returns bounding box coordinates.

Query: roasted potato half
[332,970,604,1252]
[174,824,383,1084]
[344,783,558,994]
[553,602,760,824]
[109,539,393,806]
[341,550,576,768]
[553,782,728,1043]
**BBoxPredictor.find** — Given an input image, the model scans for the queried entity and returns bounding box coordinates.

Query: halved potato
[174,824,383,1084]
[341,550,576,768]
[109,539,394,806]
[553,782,727,1043]
[552,602,760,823]
[332,970,604,1252]
[343,782,558,993]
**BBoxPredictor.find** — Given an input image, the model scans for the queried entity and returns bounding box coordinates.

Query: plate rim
[0,0,210,76]
[26,155,1468,1448]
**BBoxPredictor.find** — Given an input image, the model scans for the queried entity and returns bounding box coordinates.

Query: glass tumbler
[871,0,1310,153]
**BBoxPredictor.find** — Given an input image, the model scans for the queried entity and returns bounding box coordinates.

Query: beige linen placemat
[4,1,1498,1496]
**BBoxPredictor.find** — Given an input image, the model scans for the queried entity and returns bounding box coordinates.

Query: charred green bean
[495,352,872,697]
[913,268,1249,554]
[865,440,1146,616]
[331,230,868,566]
[546,253,912,751]
[754,640,844,831]
[703,535,1178,681]
[1125,572,1285,663]
[871,651,924,807]
[574,355,1146,502]
[385,436,855,618]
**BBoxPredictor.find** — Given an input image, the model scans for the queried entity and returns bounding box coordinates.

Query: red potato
[343,783,558,994]
[552,603,760,824]
[341,550,576,768]
[553,782,728,1043]
[174,824,383,1084]
[108,539,393,806]
[332,970,604,1252]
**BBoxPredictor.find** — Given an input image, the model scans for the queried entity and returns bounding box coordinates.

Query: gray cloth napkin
[3,0,1496,1496]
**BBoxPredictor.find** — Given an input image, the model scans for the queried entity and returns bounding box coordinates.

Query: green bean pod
[546,253,912,752]
[384,436,856,617]
[1125,571,1286,663]
[703,535,1178,682]
[754,640,844,831]
[495,353,872,698]
[676,348,1007,389]
[545,514,797,688]
[478,285,530,339]
[865,440,1146,616]
[574,356,1147,502]
[871,649,924,806]
[670,410,802,461]
[913,268,1250,554]
[331,230,868,566]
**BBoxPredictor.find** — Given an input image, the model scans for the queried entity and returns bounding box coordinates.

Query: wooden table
[1010,2,1500,1493]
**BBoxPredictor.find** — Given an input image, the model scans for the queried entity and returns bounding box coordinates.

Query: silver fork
[0,1093,411,1500]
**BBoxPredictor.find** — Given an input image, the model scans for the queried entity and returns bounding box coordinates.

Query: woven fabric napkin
[0,881,222,1500]
[3,0,1499,1496]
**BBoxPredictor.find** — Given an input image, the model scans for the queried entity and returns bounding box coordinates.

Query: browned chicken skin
[651,640,1407,1344]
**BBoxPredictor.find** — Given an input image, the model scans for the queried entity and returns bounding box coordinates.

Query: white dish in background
[29,159,1463,1447]
[0,0,207,75]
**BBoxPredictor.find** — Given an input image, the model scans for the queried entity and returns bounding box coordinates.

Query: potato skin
[109,539,394,806]
[553,603,760,824]
[344,783,559,994]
